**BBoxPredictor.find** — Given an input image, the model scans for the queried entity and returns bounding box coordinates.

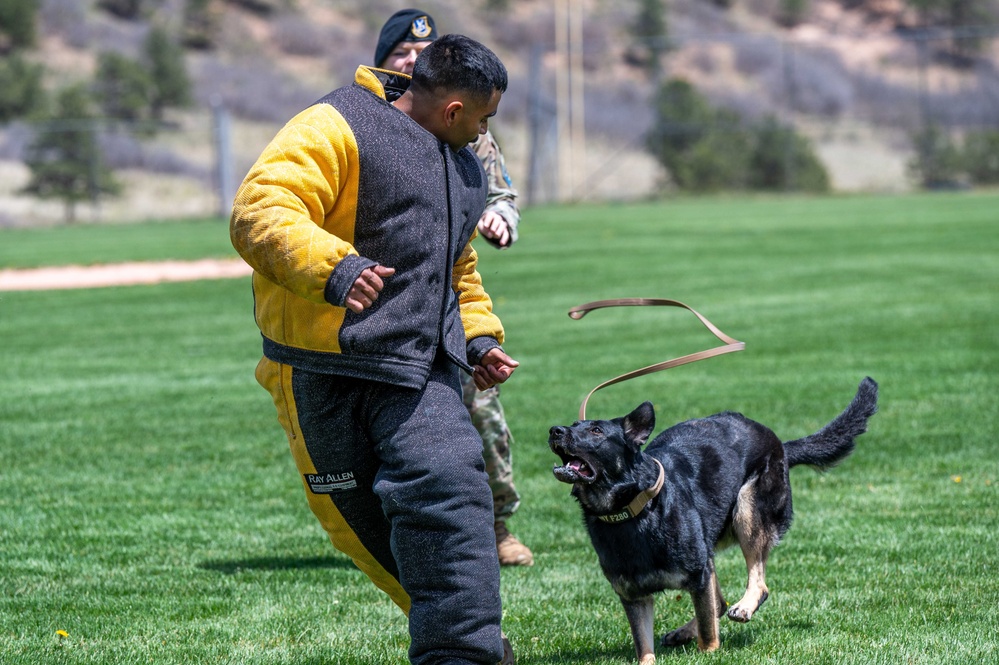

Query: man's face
[382,40,431,75]
[443,88,501,151]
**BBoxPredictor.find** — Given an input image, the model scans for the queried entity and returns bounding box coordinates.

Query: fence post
[212,97,235,219]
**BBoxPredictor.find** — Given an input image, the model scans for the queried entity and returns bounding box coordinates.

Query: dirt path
[0,258,253,292]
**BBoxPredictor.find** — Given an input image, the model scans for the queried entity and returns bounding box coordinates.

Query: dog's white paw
[639,654,656,665]
[727,590,768,623]
[726,604,753,623]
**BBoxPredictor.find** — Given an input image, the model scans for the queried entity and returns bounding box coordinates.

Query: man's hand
[472,347,519,391]
[477,211,511,248]
[345,265,395,313]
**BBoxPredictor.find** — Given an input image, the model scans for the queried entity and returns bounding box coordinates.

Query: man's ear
[443,100,463,127]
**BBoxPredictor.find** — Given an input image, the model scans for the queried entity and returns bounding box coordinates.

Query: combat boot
[499,632,516,665]
[495,520,533,567]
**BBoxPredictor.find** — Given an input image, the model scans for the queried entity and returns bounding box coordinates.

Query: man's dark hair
[411,34,507,102]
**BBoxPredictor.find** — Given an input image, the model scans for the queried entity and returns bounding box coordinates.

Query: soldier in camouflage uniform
[376,9,532,568]
[463,131,531,566]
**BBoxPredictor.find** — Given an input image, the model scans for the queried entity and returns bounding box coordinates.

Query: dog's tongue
[568,460,590,474]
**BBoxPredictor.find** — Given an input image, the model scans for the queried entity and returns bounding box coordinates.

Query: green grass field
[1,192,996,664]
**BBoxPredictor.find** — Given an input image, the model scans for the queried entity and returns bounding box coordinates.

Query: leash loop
[568,298,745,420]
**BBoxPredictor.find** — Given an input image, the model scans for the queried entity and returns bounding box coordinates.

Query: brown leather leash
[568,298,745,420]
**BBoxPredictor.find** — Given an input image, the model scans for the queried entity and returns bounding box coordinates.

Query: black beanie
[374,9,438,68]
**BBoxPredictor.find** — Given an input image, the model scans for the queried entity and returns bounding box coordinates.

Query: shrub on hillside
[907,123,965,189]
[748,115,830,192]
[962,130,999,185]
[97,0,145,20]
[94,51,153,124]
[0,0,39,52]
[143,26,192,120]
[908,125,999,188]
[0,53,47,123]
[647,77,830,193]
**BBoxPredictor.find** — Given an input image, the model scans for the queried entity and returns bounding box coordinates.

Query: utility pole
[212,96,235,219]
[569,0,586,201]
[555,0,586,201]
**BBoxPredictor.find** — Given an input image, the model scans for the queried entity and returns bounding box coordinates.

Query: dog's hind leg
[621,596,657,665]
[727,479,776,623]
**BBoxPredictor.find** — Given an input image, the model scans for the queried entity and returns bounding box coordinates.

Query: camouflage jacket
[473,130,520,249]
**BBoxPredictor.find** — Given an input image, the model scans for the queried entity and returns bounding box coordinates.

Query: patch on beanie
[410,15,433,39]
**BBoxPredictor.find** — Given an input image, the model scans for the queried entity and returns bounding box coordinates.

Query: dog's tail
[783,377,878,471]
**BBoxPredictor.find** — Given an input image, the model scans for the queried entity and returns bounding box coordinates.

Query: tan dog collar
[596,459,665,524]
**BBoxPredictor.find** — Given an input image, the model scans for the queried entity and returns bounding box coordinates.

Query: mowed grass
[1,192,996,664]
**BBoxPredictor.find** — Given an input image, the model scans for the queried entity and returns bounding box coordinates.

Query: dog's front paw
[639,654,656,665]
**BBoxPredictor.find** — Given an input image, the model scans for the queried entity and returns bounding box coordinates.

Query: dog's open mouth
[553,457,597,483]
[550,441,598,484]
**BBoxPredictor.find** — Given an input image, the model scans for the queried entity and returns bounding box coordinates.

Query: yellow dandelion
[56,630,69,638]
[952,475,962,483]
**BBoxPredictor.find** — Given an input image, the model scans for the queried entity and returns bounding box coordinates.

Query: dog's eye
[589,426,602,435]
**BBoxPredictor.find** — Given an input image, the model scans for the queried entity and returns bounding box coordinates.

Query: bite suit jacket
[230,66,504,389]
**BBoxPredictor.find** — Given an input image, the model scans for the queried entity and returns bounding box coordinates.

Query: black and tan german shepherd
[549,378,878,662]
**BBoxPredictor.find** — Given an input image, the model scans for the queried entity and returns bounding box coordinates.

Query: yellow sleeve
[453,231,505,345]
[230,105,361,304]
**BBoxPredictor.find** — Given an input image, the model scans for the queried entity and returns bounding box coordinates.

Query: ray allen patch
[304,471,357,494]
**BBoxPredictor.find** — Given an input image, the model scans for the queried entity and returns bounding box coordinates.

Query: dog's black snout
[549,425,569,442]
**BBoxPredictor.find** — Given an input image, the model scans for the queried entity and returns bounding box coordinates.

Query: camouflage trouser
[460,371,521,522]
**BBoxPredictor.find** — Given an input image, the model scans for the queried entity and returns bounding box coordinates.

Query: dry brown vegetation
[1,0,995,226]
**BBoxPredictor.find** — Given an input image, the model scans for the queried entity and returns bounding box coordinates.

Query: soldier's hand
[477,211,511,248]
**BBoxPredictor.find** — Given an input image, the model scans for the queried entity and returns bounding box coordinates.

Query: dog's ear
[621,401,655,448]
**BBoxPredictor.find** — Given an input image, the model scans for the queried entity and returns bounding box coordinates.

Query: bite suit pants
[255,354,504,665]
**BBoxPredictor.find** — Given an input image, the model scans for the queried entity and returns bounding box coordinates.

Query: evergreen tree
[0,0,39,52]
[963,130,999,185]
[97,0,144,20]
[646,79,748,191]
[907,123,964,188]
[143,26,192,121]
[94,51,153,124]
[777,0,810,27]
[183,0,221,50]
[0,52,47,123]
[632,0,668,76]
[747,115,830,192]
[647,78,830,193]
[908,0,995,59]
[22,86,121,223]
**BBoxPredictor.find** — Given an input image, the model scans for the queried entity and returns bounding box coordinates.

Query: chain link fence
[517,26,999,203]
[1,24,997,226]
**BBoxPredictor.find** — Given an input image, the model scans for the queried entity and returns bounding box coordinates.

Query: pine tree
[22,86,121,223]
[632,0,668,76]
[183,0,221,50]
[94,51,153,124]
[0,52,47,122]
[0,0,39,53]
[97,0,144,20]
[143,26,192,121]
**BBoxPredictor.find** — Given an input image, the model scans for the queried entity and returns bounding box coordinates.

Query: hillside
[1,0,995,226]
